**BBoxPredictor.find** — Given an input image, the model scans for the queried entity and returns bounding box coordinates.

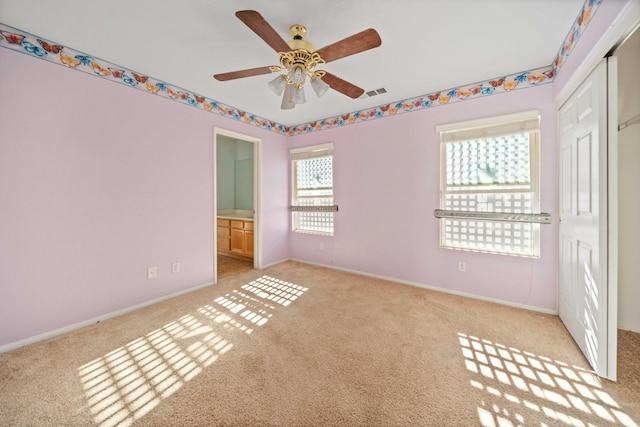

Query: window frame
[290,142,336,236]
[436,110,542,257]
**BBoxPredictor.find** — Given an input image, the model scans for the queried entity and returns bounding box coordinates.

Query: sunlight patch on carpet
[241,275,308,307]
[458,333,638,427]
[78,275,308,427]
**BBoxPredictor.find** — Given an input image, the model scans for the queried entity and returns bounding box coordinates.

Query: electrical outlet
[319,242,324,250]
[147,266,157,280]
[172,262,180,273]
[458,261,466,272]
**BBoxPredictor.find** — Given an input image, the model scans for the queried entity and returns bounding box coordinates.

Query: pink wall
[286,0,636,313]
[0,48,289,348]
[2,0,632,348]
[289,86,558,311]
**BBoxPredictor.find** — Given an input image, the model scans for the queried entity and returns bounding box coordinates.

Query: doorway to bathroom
[213,127,260,283]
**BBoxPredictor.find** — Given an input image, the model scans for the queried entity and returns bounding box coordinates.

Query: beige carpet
[0,261,638,426]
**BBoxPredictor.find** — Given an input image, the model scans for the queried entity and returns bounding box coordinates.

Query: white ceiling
[0,0,585,126]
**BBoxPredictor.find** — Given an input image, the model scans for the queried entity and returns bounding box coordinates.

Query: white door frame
[213,127,262,284]
[606,57,620,379]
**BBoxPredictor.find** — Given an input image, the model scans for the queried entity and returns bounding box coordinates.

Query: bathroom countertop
[217,215,254,220]
[217,210,253,220]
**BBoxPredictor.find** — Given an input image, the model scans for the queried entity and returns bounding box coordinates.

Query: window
[291,143,336,235]
[436,111,541,257]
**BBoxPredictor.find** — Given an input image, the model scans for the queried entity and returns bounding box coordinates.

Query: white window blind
[291,143,336,235]
[437,111,541,257]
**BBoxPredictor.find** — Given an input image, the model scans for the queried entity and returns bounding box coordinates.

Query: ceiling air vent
[361,87,387,98]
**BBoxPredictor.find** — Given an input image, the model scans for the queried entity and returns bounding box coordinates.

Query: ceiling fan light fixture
[293,85,306,104]
[288,64,306,85]
[310,76,330,98]
[268,74,287,96]
[281,83,295,109]
[216,12,380,109]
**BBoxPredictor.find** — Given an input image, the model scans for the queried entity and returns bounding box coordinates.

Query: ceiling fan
[213,10,382,109]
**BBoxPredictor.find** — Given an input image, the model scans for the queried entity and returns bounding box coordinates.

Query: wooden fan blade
[236,10,291,53]
[322,72,365,99]
[214,66,273,81]
[315,28,381,63]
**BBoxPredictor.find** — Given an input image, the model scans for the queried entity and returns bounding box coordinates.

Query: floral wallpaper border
[0,0,601,136]
[551,0,603,77]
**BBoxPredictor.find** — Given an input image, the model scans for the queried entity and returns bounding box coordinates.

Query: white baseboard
[0,281,215,354]
[258,258,291,270]
[618,322,640,333]
[289,258,558,316]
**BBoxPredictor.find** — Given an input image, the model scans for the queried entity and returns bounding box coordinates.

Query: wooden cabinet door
[218,219,254,260]
[244,231,254,256]
[217,224,231,251]
[231,229,245,254]
[217,237,231,251]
